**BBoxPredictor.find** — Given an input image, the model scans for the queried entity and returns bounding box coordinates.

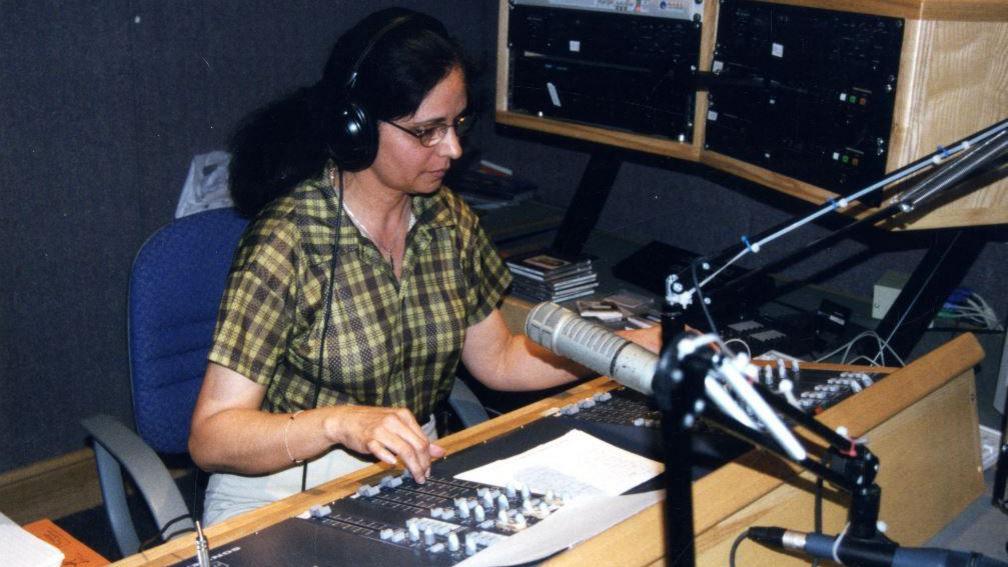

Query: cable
[846,354,883,367]
[969,292,1001,327]
[812,475,824,567]
[723,338,752,359]
[815,331,878,363]
[869,333,906,367]
[729,529,751,567]
[191,467,204,527]
[691,258,729,354]
[302,168,345,492]
[815,330,905,367]
[138,513,195,551]
[937,292,1002,330]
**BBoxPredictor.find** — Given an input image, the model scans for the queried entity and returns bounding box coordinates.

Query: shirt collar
[300,169,457,229]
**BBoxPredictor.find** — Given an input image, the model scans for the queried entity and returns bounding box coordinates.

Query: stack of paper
[0,511,64,567]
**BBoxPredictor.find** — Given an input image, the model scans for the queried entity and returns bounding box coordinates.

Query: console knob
[513,513,527,529]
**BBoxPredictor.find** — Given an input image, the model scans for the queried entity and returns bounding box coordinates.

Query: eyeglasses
[384,114,474,147]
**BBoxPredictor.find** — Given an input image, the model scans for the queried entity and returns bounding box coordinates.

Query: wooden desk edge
[114,334,983,566]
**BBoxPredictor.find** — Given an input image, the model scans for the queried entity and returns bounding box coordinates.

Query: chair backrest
[128,208,248,454]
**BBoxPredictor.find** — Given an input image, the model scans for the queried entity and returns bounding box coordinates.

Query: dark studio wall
[1,0,1004,475]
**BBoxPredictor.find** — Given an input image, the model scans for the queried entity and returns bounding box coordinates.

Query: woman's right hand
[190,363,445,480]
[325,405,446,483]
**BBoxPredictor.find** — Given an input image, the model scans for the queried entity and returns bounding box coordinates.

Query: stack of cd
[505,249,598,302]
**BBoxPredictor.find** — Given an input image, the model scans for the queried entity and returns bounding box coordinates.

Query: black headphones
[328,14,416,171]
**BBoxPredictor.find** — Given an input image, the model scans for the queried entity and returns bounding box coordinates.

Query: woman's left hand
[617,324,662,354]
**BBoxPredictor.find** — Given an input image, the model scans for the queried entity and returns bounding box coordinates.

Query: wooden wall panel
[885,19,1008,229]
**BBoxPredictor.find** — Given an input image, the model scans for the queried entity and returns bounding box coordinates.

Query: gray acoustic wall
[1,0,1004,474]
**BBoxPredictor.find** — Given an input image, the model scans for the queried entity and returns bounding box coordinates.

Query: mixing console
[751,362,883,415]
[173,364,883,566]
[556,390,661,428]
[552,363,885,442]
[174,469,567,567]
[314,472,564,562]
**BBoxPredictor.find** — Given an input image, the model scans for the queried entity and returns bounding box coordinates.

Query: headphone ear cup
[328,97,378,171]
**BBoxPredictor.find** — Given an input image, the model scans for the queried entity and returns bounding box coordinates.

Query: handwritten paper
[455,429,663,499]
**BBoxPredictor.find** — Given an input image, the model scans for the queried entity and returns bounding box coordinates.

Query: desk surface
[115,333,985,567]
[498,227,881,359]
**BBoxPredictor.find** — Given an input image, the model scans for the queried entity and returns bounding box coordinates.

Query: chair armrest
[81,414,194,557]
[449,378,490,428]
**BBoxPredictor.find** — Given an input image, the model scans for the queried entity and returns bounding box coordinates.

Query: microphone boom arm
[650,333,893,565]
[522,302,1005,565]
[666,117,1008,311]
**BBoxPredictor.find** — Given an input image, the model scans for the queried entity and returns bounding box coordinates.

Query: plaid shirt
[208,176,511,418]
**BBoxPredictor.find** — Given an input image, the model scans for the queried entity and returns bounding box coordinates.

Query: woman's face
[366,65,467,196]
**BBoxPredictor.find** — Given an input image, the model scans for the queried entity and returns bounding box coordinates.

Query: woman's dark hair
[228,8,472,217]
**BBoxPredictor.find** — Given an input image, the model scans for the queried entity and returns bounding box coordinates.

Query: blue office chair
[82,206,489,557]
[82,207,249,557]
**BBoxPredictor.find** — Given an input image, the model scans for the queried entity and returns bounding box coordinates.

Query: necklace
[332,168,416,271]
[342,200,394,262]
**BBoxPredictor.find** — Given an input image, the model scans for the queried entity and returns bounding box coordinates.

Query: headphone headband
[330,12,421,171]
[344,14,414,90]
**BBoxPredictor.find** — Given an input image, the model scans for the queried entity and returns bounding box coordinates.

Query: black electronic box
[506,0,704,142]
[705,0,904,200]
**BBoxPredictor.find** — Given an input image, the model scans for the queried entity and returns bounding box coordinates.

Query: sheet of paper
[454,490,665,567]
[0,511,64,567]
[455,429,663,499]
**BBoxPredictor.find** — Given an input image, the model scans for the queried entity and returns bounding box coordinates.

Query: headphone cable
[302,167,344,492]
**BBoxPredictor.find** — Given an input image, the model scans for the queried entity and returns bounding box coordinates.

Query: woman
[188,8,659,526]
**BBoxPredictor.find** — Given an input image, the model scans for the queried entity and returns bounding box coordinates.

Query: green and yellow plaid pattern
[209,175,511,418]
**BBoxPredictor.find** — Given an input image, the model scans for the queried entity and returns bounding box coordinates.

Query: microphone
[748,526,1008,567]
[524,302,657,396]
[525,302,809,460]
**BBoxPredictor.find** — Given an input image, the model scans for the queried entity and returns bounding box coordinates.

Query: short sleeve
[208,215,300,386]
[460,208,512,328]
